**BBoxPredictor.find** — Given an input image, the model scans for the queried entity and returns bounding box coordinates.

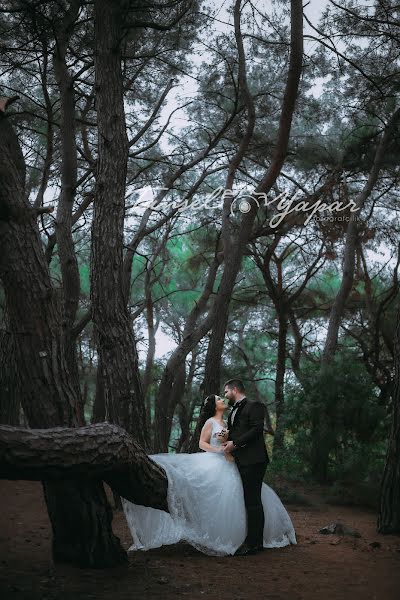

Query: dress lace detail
[122,420,297,556]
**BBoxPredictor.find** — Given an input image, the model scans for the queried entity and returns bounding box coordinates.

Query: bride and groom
[122,379,296,556]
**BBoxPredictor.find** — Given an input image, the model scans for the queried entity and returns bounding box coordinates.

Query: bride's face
[215,396,227,411]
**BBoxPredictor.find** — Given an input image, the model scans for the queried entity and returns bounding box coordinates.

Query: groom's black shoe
[234,543,259,556]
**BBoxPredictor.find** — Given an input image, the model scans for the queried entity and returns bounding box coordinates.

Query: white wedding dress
[122,418,297,556]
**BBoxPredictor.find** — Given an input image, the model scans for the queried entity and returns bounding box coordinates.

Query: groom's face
[224,385,236,407]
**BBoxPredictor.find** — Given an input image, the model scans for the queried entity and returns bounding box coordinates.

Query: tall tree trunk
[0,103,127,568]
[143,296,156,401]
[182,398,204,453]
[92,357,106,423]
[309,368,331,483]
[143,273,159,439]
[0,329,20,425]
[176,400,191,453]
[157,361,186,452]
[53,0,85,425]
[273,312,288,452]
[164,360,186,449]
[177,350,199,452]
[43,480,127,567]
[91,0,148,448]
[202,310,230,397]
[321,218,359,365]
[0,118,76,428]
[378,301,400,534]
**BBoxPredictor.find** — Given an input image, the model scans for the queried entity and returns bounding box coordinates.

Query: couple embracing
[123,379,296,556]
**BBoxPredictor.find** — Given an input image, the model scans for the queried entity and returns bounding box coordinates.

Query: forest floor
[0,478,399,600]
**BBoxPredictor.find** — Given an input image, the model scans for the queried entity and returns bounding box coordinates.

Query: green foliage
[265,469,313,506]
[307,268,341,304]
[269,439,313,482]
[274,351,388,503]
[323,441,387,509]
[79,262,90,297]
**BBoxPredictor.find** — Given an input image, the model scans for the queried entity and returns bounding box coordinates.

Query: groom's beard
[228,398,235,407]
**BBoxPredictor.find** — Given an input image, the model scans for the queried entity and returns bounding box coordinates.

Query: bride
[122,395,297,556]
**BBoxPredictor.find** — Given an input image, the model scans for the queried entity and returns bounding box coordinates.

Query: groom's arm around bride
[223,401,269,467]
[228,402,268,459]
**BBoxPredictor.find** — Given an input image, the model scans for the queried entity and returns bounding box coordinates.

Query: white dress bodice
[208,418,226,449]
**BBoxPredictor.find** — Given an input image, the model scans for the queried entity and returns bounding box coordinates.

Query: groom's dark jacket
[227,398,269,466]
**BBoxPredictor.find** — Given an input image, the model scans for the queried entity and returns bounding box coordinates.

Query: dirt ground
[0,480,399,600]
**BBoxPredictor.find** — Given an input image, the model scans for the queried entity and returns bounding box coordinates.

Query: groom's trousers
[237,461,267,547]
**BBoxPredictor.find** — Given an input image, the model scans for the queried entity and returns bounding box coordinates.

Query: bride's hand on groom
[222,440,234,453]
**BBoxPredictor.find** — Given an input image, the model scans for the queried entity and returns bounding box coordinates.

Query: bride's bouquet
[215,429,235,462]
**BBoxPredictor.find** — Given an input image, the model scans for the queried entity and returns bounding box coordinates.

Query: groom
[223,378,269,556]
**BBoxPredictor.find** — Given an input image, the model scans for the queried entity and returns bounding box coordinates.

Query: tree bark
[0,422,168,567]
[91,358,106,423]
[91,0,148,448]
[177,350,199,452]
[176,399,190,453]
[0,423,168,510]
[201,309,230,397]
[273,312,288,451]
[378,301,400,534]
[53,0,85,424]
[0,330,20,425]
[43,479,127,568]
[0,106,128,568]
[0,114,77,429]
[142,284,157,402]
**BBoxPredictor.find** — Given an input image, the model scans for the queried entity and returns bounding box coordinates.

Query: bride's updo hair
[197,394,218,430]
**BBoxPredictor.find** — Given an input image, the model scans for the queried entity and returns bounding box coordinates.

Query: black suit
[228,398,269,548]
